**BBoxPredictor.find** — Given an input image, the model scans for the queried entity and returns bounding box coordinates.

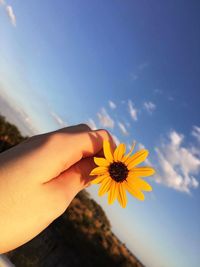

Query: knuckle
[21,133,51,152]
[46,132,66,145]
[33,132,65,153]
[25,134,41,143]
[78,123,91,131]
[98,129,111,139]
[96,129,116,148]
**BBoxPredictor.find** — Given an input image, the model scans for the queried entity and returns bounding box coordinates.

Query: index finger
[56,128,116,171]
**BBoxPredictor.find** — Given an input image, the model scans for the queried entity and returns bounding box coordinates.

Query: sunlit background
[0,1,200,267]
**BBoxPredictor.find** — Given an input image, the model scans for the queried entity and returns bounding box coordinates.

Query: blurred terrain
[0,115,144,267]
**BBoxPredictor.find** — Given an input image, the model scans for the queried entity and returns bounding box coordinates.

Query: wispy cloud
[155,131,200,193]
[0,1,16,27]
[87,118,97,130]
[130,62,148,81]
[6,5,16,26]
[108,100,116,109]
[0,91,38,135]
[111,134,120,146]
[97,108,115,129]
[137,142,145,150]
[128,100,138,121]
[192,126,200,143]
[154,89,162,94]
[125,121,130,128]
[144,101,156,114]
[136,142,152,165]
[118,121,129,136]
[168,96,174,101]
[130,73,138,81]
[127,143,133,151]
[138,62,149,70]
[50,111,67,127]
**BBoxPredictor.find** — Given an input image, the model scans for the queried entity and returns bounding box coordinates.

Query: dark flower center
[109,162,128,182]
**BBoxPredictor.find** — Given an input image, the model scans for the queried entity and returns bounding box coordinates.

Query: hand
[0,124,116,253]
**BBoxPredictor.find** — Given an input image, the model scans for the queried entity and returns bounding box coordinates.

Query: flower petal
[98,177,112,196]
[129,167,155,177]
[114,143,126,161]
[103,140,114,163]
[126,149,149,170]
[91,174,110,184]
[94,157,110,167]
[90,166,108,176]
[124,181,145,201]
[127,176,152,191]
[117,183,127,208]
[108,181,118,204]
[121,142,135,162]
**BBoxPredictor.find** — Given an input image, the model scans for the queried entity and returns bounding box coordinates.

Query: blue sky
[0,1,200,267]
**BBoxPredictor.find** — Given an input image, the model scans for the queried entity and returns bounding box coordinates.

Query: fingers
[45,157,96,203]
[68,128,116,158]
[51,126,116,172]
[35,124,116,184]
[55,123,91,134]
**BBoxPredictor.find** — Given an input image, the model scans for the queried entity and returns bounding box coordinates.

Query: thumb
[46,157,96,200]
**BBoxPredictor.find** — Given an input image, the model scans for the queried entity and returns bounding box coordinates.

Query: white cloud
[50,111,67,127]
[190,146,200,157]
[111,134,120,146]
[127,143,132,151]
[154,89,162,94]
[0,91,38,135]
[97,108,114,129]
[108,100,116,109]
[130,62,148,81]
[138,62,148,70]
[87,118,97,130]
[6,5,16,27]
[170,131,184,146]
[137,142,152,165]
[155,131,200,193]
[130,73,138,81]
[192,126,200,143]
[168,96,174,101]
[128,100,138,121]
[118,121,129,136]
[137,142,145,150]
[144,101,156,114]
[0,2,17,27]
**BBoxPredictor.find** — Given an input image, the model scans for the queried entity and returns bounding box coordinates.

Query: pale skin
[0,124,116,253]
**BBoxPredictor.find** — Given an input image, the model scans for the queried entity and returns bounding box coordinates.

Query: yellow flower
[90,140,155,208]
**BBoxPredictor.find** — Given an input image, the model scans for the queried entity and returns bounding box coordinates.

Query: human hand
[0,124,116,253]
